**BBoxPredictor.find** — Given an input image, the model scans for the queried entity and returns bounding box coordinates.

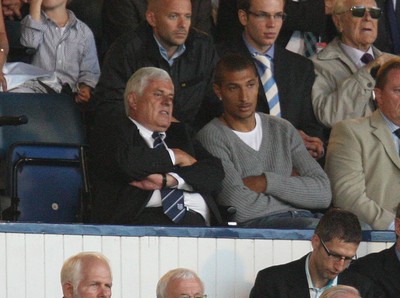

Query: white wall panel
[0,227,395,298]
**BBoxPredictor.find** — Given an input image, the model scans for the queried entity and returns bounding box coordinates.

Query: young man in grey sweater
[197,54,331,228]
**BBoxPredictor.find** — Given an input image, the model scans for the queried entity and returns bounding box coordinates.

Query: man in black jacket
[94,0,219,133]
[347,203,400,298]
[250,209,384,298]
[90,67,224,225]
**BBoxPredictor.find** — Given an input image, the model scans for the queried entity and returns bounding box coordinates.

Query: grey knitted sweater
[196,113,331,223]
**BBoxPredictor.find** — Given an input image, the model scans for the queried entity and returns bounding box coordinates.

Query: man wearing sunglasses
[250,209,384,298]
[311,0,398,130]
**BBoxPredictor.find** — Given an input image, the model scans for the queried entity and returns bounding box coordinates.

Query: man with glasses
[216,0,326,162]
[347,203,400,297]
[250,209,384,298]
[311,0,397,130]
[156,268,207,298]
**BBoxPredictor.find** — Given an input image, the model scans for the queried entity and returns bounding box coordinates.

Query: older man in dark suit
[216,0,325,160]
[89,67,223,226]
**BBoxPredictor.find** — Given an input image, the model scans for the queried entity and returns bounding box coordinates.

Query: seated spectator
[196,54,331,228]
[16,0,99,103]
[102,0,213,51]
[249,209,384,298]
[216,0,325,160]
[325,58,400,230]
[311,0,397,129]
[321,285,361,298]
[157,268,206,298]
[347,203,400,298]
[90,67,224,226]
[94,0,219,132]
[61,251,112,298]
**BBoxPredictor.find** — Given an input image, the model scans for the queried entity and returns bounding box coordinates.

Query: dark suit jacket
[375,0,400,54]
[348,245,400,298]
[217,35,325,142]
[250,254,384,298]
[89,101,223,225]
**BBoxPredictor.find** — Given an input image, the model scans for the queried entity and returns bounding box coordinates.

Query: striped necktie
[253,53,281,117]
[152,132,186,223]
[304,32,318,57]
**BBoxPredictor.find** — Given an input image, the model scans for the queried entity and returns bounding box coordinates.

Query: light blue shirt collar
[380,110,400,154]
[153,34,186,66]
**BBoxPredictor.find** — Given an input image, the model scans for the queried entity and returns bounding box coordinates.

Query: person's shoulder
[259,113,296,132]
[197,118,224,140]
[350,246,393,269]
[278,46,313,67]
[187,27,214,45]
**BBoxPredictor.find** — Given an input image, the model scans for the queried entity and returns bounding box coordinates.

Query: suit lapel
[370,111,400,169]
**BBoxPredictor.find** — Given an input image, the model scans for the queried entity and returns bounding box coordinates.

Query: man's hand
[365,53,399,73]
[172,148,197,167]
[130,174,164,190]
[298,130,324,160]
[130,173,178,190]
[243,175,267,193]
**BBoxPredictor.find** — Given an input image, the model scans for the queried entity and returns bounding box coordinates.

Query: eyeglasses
[178,295,207,298]
[349,5,382,19]
[320,238,357,263]
[245,10,287,21]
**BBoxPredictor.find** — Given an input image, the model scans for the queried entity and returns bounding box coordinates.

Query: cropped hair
[375,57,400,89]
[214,53,257,86]
[320,285,361,298]
[333,0,349,15]
[156,268,204,298]
[237,0,286,11]
[123,67,172,115]
[60,252,111,292]
[315,209,362,244]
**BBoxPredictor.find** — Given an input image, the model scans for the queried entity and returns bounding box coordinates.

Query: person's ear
[374,87,382,107]
[128,92,139,111]
[311,234,320,251]
[238,9,249,27]
[146,10,156,27]
[213,83,222,100]
[332,15,343,33]
[62,282,74,298]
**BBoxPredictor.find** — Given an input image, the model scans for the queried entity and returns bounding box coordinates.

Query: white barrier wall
[0,224,394,298]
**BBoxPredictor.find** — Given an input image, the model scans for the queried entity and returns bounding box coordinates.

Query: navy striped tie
[152,132,186,223]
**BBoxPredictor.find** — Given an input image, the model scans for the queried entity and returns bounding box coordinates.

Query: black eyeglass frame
[244,9,287,21]
[319,238,358,262]
[349,5,382,19]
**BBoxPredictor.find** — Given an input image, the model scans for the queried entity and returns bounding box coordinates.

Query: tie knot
[152,131,164,148]
[394,128,400,139]
[253,53,271,68]
[361,53,374,64]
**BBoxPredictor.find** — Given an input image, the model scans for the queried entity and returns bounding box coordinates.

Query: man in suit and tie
[250,209,384,298]
[89,67,224,226]
[325,58,400,230]
[216,0,326,161]
[347,203,400,298]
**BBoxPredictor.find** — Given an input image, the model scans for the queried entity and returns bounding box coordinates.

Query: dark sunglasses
[350,5,382,19]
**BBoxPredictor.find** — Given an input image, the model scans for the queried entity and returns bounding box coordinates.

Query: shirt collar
[153,35,186,66]
[340,42,374,69]
[129,117,166,148]
[305,254,337,297]
[380,110,400,134]
[242,32,275,59]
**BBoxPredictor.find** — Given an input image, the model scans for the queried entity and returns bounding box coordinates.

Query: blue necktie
[253,54,281,117]
[152,132,186,223]
[386,0,400,54]
[394,128,400,139]
[361,53,374,64]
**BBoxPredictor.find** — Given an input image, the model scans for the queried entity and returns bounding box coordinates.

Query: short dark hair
[214,53,257,86]
[237,0,286,11]
[315,209,362,244]
[375,57,400,89]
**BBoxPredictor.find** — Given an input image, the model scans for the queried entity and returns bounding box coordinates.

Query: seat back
[5,143,88,223]
[0,93,86,159]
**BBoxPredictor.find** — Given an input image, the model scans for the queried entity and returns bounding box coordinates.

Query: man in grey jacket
[197,54,331,228]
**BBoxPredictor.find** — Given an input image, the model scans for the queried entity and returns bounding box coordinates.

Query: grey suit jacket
[325,110,400,229]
